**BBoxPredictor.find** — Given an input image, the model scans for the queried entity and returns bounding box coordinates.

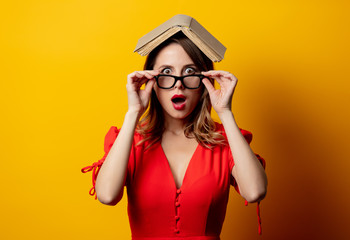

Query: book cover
[134,14,227,62]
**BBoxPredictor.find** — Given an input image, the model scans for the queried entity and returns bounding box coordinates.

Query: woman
[82,31,267,239]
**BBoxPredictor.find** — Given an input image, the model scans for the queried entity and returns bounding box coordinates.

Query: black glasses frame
[154,74,206,89]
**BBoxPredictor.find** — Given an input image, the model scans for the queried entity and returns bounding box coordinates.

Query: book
[134,14,227,62]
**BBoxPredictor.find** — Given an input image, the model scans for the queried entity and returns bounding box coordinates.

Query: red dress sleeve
[81,126,120,199]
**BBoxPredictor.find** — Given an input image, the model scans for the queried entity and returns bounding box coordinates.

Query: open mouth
[171,95,186,110]
[171,94,186,104]
[171,97,186,104]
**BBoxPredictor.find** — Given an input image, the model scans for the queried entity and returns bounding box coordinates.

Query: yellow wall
[1,0,349,239]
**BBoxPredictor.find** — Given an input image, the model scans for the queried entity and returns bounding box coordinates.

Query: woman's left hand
[201,70,238,116]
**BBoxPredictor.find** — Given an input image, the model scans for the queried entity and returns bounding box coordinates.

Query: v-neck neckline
[159,141,200,190]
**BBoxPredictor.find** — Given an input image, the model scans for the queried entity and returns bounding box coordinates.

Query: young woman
[82,31,267,239]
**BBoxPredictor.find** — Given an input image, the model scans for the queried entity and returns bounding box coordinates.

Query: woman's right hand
[126,70,159,117]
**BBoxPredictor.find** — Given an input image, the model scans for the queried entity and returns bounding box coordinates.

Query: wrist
[125,109,142,122]
[217,109,234,121]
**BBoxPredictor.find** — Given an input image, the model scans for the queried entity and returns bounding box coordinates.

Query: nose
[174,78,185,89]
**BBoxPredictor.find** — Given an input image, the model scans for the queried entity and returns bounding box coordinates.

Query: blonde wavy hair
[136,32,226,149]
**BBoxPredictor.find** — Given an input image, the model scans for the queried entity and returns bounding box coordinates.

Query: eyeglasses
[154,74,206,89]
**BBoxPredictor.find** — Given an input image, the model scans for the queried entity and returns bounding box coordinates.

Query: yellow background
[1,0,349,239]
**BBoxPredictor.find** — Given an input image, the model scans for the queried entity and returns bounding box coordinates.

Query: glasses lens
[157,75,174,88]
[183,76,201,88]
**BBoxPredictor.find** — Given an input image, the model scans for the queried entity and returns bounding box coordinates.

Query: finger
[206,74,226,85]
[137,71,159,81]
[142,72,154,80]
[202,71,229,79]
[127,70,159,86]
[204,73,236,87]
[202,71,237,80]
[202,78,216,94]
[128,72,143,85]
[202,70,230,75]
[127,77,147,91]
[138,70,159,80]
[144,79,155,95]
[222,73,237,81]
[143,70,160,76]
[147,69,160,75]
[134,71,145,79]
[201,72,226,82]
[137,78,149,87]
[131,73,151,87]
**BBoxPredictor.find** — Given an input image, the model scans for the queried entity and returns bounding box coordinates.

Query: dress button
[174,228,180,233]
[176,189,181,194]
[175,215,180,221]
[175,202,180,207]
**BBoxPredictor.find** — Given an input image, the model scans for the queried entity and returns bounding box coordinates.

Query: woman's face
[153,42,203,120]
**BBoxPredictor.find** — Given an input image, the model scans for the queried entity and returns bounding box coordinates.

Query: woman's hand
[201,70,238,116]
[126,70,159,117]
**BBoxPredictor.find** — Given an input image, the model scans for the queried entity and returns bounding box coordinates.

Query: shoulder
[103,126,145,152]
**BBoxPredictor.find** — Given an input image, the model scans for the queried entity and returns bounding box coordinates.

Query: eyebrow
[157,64,197,70]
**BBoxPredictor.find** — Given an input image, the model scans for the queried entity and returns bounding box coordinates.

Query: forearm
[219,110,267,202]
[95,110,140,205]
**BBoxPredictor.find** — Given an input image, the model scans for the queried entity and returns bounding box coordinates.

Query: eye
[184,67,196,75]
[162,68,171,74]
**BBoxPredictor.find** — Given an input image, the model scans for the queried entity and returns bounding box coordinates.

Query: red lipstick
[171,94,186,110]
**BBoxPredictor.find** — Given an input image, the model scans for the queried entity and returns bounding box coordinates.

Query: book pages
[181,27,222,62]
[137,27,182,56]
[134,14,226,62]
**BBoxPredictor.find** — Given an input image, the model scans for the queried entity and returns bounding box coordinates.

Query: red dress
[82,122,266,239]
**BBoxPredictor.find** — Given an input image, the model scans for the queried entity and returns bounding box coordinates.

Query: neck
[163,114,188,136]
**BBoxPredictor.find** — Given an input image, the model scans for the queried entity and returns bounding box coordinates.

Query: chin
[169,112,190,120]
[166,106,195,120]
